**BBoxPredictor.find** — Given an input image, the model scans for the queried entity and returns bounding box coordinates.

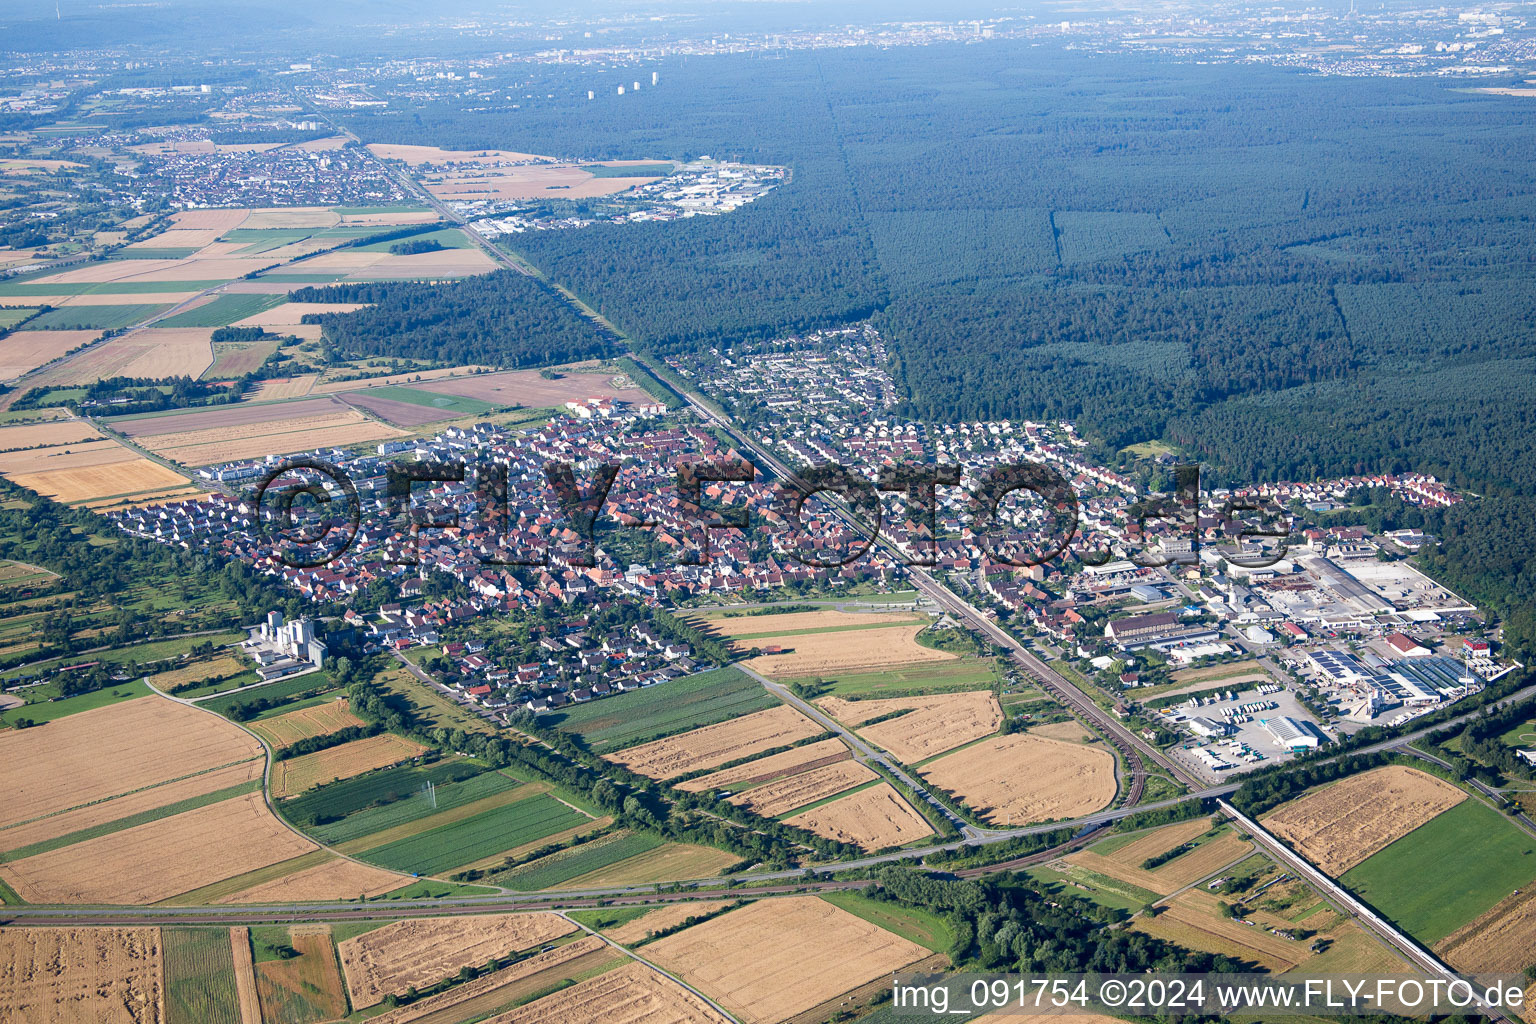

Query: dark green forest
[291,270,617,367]
[337,45,1536,651]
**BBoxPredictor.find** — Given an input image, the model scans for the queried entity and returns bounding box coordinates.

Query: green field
[20,303,170,330]
[1341,799,1536,944]
[0,680,151,728]
[279,758,486,826]
[197,671,337,719]
[109,247,200,259]
[0,307,39,328]
[352,384,497,417]
[785,658,1001,698]
[0,280,225,296]
[493,831,663,891]
[354,227,471,252]
[162,928,242,1024]
[545,666,777,752]
[157,293,285,328]
[357,793,589,875]
[819,890,955,952]
[309,769,519,844]
[582,163,675,178]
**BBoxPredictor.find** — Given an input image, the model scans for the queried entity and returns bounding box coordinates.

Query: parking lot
[1160,685,1329,783]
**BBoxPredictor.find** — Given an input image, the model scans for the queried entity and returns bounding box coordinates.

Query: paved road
[625,349,1194,804]
[6,689,1527,927]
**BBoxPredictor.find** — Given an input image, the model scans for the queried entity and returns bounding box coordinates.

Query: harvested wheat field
[607,705,823,780]
[338,913,577,1008]
[248,698,364,749]
[743,625,954,680]
[1135,890,1307,972]
[0,695,261,827]
[271,733,429,799]
[675,738,851,793]
[229,928,261,1024]
[729,760,876,817]
[645,896,928,1024]
[0,436,141,473]
[1436,886,1536,972]
[919,733,1116,827]
[488,960,728,1024]
[1085,817,1213,881]
[366,144,552,164]
[364,937,614,1024]
[171,208,252,232]
[112,396,348,436]
[138,411,406,466]
[216,855,408,904]
[237,207,339,229]
[246,375,318,400]
[230,301,367,327]
[701,609,920,637]
[0,419,101,450]
[783,782,934,850]
[145,655,246,691]
[0,759,261,853]
[0,927,164,1024]
[1029,720,1095,743]
[34,328,213,385]
[348,248,497,279]
[817,691,1001,763]
[9,458,191,504]
[0,792,318,904]
[421,163,660,202]
[410,367,643,406]
[563,843,741,889]
[312,365,490,394]
[1262,766,1466,876]
[1069,829,1250,896]
[606,901,736,944]
[337,208,438,226]
[0,334,97,382]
